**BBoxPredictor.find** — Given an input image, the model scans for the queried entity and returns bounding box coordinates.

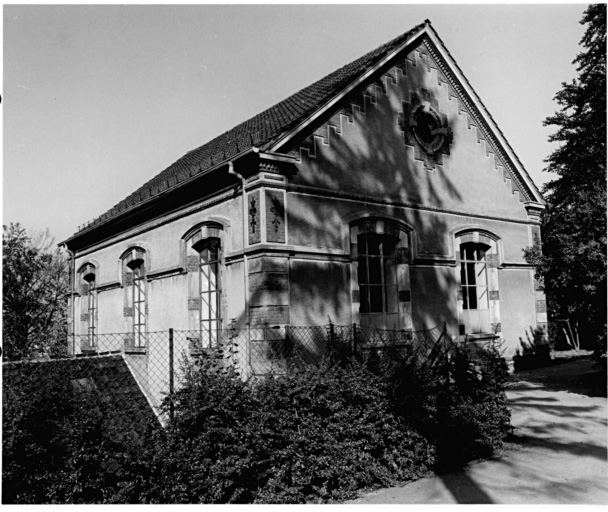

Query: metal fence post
[169,328,174,422]
[352,323,357,357]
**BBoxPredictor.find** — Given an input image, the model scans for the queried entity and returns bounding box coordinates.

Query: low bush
[2,364,136,504]
[3,339,511,504]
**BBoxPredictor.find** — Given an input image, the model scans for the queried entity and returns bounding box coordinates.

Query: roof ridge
[70,21,427,238]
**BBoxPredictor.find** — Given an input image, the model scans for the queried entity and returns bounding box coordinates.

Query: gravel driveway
[349,358,608,504]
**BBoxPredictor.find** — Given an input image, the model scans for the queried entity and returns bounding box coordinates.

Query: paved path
[349,381,608,504]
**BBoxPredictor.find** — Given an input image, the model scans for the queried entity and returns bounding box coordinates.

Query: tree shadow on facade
[281,54,463,333]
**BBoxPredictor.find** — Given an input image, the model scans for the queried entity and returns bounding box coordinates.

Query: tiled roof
[74,21,426,236]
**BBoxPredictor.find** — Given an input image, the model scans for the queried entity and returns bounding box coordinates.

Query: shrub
[125,357,435,504]
[251,360,435,503]
[3,335,511,504]
[2,363,136,504]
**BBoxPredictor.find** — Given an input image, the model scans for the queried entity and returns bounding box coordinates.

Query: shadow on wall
[282,53,462,332]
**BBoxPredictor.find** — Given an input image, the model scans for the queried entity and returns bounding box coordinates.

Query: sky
[3,3,588,244]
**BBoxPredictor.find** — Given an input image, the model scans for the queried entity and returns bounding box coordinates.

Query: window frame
[121,247,148,349]
[349,217,412,331]
[193,237,222,347]
[184,222,225,349]
[78,263,97,347]
[459,242,490,312]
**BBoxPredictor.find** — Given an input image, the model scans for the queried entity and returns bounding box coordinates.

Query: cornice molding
[420,39,535,203]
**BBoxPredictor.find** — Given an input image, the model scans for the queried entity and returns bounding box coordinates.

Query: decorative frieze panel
[248,191,261,245]
[265,190,286,243]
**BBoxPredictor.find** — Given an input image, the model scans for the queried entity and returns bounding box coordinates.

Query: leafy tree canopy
[3,223,69,360]
[525,4,607,347]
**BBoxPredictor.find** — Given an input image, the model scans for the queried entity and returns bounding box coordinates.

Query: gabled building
[61,20,546,363]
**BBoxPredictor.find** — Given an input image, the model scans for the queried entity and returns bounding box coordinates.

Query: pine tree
[525,4,607,350]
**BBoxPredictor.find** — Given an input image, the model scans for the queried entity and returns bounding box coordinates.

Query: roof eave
[424,24,545,205]
[268,23,429,154]
[61,146,260,249]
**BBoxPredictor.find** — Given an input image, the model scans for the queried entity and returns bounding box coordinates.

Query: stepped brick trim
[69,22,427,237]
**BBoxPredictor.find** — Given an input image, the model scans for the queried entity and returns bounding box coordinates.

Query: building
[61,20,546,375]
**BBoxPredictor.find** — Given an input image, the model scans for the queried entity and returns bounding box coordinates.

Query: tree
[2,223,69,360]
[525,5,607,350]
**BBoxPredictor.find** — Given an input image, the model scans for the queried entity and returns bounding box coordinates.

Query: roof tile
[75,22,425,235]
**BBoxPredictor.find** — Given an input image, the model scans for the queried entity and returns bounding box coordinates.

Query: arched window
[350,218,412,330]
[358,230,399,324]
[185,223,224,347]
[455,231,500,337]
[122,248,147,348]
[78,263,97,348]
[460,242,490,316]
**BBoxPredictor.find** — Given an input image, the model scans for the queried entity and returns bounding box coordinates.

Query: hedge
[3,342,511,503]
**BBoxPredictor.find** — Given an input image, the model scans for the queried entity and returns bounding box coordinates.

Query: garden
[2,337,511,504]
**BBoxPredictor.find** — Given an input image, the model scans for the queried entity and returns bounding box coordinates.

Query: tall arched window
[122,248,147,348]
[455,231,501,338]
[350,218,412,330]
[459,242,490,330]
[78,263,97,348]
[358,230,399,327]
[185,223,224,348]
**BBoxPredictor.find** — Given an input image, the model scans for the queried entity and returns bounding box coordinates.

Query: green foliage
[251,361,435,503]
[2,223,69,360]
[3,339,511,504]
[2,362,140,504]
[524,5,607,350]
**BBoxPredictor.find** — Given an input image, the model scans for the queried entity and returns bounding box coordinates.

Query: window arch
[78,263,97,348]
[121,248,147,348]
[350,217,412,330]
[185,223,224,347]
[454,230,501,338]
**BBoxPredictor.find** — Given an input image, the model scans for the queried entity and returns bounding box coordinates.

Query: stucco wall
[289,43,530,223]
[499,269,537,358]
[409,265,458,332]
[289,259,351,326]
[69,40,541,363]
[73,193,244,334]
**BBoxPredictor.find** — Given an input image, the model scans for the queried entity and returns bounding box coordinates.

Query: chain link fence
[3,323,454,428]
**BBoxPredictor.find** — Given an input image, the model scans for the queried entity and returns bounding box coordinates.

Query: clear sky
[3,3,587,244]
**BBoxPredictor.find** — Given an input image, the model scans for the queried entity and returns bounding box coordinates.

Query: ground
[348,353,608,504]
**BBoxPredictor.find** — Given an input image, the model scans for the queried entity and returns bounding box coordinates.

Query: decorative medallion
[411,104,449,154]
[398,89,452,171]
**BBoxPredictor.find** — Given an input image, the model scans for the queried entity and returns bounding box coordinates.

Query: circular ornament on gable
[411,104,447,154]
